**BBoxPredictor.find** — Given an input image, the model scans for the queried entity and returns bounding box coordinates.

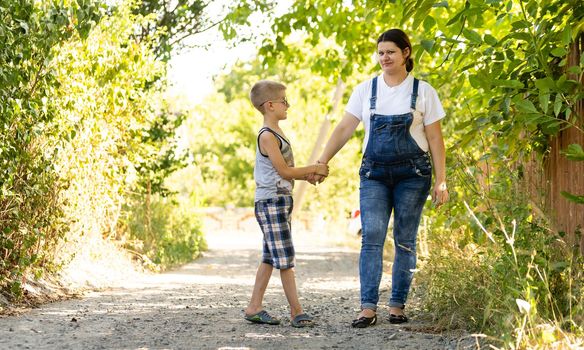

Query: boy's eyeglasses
[259,97,289,107]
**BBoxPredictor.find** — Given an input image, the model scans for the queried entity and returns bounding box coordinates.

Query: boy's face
[263,90,290,119]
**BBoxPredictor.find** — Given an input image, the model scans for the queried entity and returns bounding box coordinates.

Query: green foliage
[186,94,262,207]
[1,0,206,298]
[414,0,583,166]
[51,2,201,275]
[120,194,206,270]
[260,0,394,78]
[132,0,275,61]
[418,158,583,346]
[259,0,583,160]
[131,0,209,61]
[133,102,189,198]
[219,0,275,41]
[0,0,103,296]
[563,144,584,161]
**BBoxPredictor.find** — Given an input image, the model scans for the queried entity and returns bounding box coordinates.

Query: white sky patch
[167,0,292,104]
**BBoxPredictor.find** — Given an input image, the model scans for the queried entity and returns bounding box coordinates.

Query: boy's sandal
[244,310,281,325]
[351,314,377,328]
[291,313,314,328]
[388,313,408,324]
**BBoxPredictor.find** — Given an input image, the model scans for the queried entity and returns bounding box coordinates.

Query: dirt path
[0,228,482,349]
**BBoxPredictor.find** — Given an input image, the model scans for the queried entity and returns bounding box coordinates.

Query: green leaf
[561,26,572,46]
[463,28,482,44]
[540,118,562,134]
[539,94,550,114]
[502,32,532,42]
[567,66,582,75]
[562,144,584,161]
[11,281,22,297]
[423,16,436,32]
[551,47,568,57]
[415,46,424,64]
[421,39,435,53]
[469,74,482,89]
[560,191,584,204]
[550,261,568,271]
[4,239,14,249]
[483,34,497,46]
[432,1,449,7]
[553,93,562,116]
[534,77,555,91]
[446,10,465,26]
[511,20,530,30]
[514,100,538,113]
[493,79,523,89]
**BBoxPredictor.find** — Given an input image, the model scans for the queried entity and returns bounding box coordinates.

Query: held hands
[305,162,329,186]
[432,182,449,208]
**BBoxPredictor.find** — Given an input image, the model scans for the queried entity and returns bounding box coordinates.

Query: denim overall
[358,76,432,311]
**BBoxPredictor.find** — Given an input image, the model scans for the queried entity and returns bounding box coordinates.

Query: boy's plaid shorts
[254,195,295,269]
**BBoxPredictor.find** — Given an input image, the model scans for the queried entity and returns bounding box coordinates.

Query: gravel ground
[0,227,486,350]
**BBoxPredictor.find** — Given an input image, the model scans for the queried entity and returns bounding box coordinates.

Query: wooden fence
[524,34,583,250]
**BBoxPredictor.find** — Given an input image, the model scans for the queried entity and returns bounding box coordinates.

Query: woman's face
[377,41,409,74]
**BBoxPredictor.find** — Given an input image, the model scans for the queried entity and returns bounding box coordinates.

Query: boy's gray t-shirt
[254,127,294,202]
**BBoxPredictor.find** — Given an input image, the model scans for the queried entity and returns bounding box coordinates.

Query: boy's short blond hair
[250,80,286,113]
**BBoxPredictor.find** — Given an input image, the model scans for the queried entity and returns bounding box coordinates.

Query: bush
[416,158,584,348]
[120,194,206,271]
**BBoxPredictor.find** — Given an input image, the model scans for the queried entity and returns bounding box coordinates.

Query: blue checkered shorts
[254,196,295,269]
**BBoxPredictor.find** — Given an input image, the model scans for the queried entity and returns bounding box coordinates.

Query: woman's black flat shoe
[388,313,408,324]
[351,315,377,328]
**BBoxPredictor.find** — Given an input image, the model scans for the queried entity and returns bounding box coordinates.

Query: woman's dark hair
[377,29,414,72]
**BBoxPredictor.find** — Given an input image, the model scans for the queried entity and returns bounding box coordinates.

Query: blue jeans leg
[389,176,431,308]
[359,176,392,311]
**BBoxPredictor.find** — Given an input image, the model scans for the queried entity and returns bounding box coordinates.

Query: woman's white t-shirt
[345,74,446,153]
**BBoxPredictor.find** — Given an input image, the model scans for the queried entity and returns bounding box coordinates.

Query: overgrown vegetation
[417,159,583,347]
[120,194,206,271]
[0,0,208,300]
[0,0,102,297]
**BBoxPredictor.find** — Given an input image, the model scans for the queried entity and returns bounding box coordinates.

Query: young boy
[244,80,328,328]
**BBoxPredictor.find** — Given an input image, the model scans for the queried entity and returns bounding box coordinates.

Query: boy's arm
[259,132,328,181]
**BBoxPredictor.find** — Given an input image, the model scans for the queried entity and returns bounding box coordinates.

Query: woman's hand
[432,182,448,207]
[315,163,329,177]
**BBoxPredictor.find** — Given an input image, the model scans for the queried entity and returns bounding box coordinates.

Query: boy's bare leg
[245,262,273,315]
[280,268,303,318]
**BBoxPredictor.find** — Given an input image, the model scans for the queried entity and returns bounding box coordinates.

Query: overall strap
[410,78,419,110]
[369,76,378,116]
